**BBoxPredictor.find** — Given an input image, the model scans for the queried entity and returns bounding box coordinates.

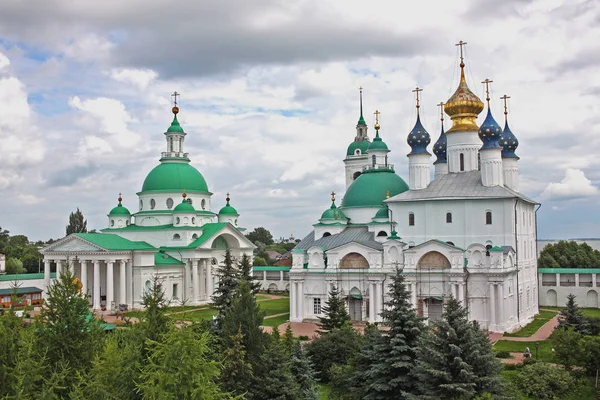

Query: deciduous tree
[66,208,88,235]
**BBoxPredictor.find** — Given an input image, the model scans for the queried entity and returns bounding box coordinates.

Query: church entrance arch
[348,287,362,321]
[546,289,557,307]
[340,253,369,269]
[587,290,598,308]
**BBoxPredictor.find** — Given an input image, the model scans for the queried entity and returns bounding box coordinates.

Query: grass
[257,298,290,316]
[502,368,597,400]
[163,297,290,323]
[493,339,555,362]
[169,308,217,322]
[504,310,557,337]
[542,306,600,319]
[262,314,290,328]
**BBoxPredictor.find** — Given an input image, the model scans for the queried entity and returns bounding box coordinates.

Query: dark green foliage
[552,328,583,371]
[306,324,362,382]
[364,272,425,399]
[538,240,600,268]
[318,285,350,333]
[5,257,25,274]
[351,323,383,399]
[220,327,254,398]
[558,294,590,334]
[240,253,261,295]
[212,249,240,330]
[252,333,297,400]
[282,323,295,356]
[253,256,267,266]
[0,228,45,274]
[140,275,171,343]
[0,310,23,397]
[246,227,274,246]
[513,362,579,400]
[291,341,319,400]
[66,207,88,235]
[412,298,503,400]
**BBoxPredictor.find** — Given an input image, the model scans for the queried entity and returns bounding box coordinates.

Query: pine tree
[212,248,240,331]
[252,334,297,400]
[141,275,171,343]
[363,272,424,399]
[352,323,383,399]
[220,327,254,398]
[66,208,88,235]
[558,293,590,334]
[239,253,261,295]
[282,323,296,357]
[291,341,319,400]
[413,297,503,400]
[318,284,350,333]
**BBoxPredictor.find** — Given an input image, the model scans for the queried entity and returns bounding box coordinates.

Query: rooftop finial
[360,87,364,118]
[482,78,493,106]
[226,192,231,204]
[182,189,187,199]
[386,190,390,199]
[171,91,180,114]
[331,191,336,202]
[456,40,467,68]
[118,192,122,204]
[357,87,366,126]
[374,110,381,131]
[412,87,423,115]
[438,102,445,126]
[500,94,511,124]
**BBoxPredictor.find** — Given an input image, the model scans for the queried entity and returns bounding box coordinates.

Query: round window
[166,198,174,209]
[187,198,193,205]
[355,149,361,155]
[150,199,156,210]
[192,233,198,239]
[201,199,206,210]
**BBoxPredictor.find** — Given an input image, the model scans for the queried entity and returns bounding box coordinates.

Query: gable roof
[75,233,155,251]
[386,170,538,204]
[296,226,383,252]
[159,222,254,250]
[0,286,42,296]
[154,252,186,266]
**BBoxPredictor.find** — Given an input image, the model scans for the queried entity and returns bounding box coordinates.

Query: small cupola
[218,192,240,226]
[319,192,349,225]
[107,193,131,228]
[173,191,196,226]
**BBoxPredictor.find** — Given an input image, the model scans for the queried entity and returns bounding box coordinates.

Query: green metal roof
[219,200,239,216]
[539,268,600,274]
[160,222,229,250]
[373,205,389,219]
[320,202,348,221]
[142,162,209,193]
[489,246,504,252]
[154,252,185,266]
[173,200,196,213]
[368,131,388,151]
[76,233,155,251]
[346,140,370,156]
[0,286,42,296]
[0,273,56,282]
[108,203,131,216]
[252,266,291,271]
[166,114,185,133]
[342,169,409,208]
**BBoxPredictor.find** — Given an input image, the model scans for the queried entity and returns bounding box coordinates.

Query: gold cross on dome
[412,87,423,112]
[171,91,180,106]
[374,110,380,124]
[500,94,511,122]
[455,40,467,64]
[437,102,445,122]
[481,79,493,104]
[331,191,336,202]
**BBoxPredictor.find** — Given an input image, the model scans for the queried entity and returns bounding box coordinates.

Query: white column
[373,282,380,322]
[369,282,375,323]
[593,273,597,288]
[480,148,504,187]
[412,282,418,309]
[120,260,126,305]
[56,260,63,276]
[192,259,200,304]
[206,262,213,298]
[575,274,580,287]
[297,281,304,321]
[44,260,52,294]
[198,260,204,301]
[93,261,101,310]
[489,283,496,329]
[458,283,464,304]
[126,260,133,308]
[81,260,88,299]
[290,281,297,321]
[106,260,114,310]
[408,153,431,190]
[498,283,504,327]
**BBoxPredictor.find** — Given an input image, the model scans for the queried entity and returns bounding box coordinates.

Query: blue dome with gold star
[407,115,431,155]
[501,121,519,158]
[478,108,503,150]
[433,126,447,163]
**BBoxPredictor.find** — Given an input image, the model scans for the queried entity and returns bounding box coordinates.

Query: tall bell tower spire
[161,91,189,163]
[344,87,371,189]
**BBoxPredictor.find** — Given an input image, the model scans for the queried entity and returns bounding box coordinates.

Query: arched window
[173,234,181,240]
[446,212,452,223]
[372,155,376,167]
[126,220,130,226]
[409,213,415,226]
[377,231,388,237]
[486,211,492,225]
[201,199,206,210]
[486,244,492,257]
[459,153,465,172]
[355,149,361,155]
[192,217,196,224]
[110,220,115,227]
[176,217,180,224]
[322,232,331,238]
[150,199,156,210]
[187,198,193,205]
[166,198,174,209]
[353,171,362,180]
[234,218,238,225]
[139,199,143,210]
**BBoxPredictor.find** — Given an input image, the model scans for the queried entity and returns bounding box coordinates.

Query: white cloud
[61,33,114,62]
[0,52,9,70]
[18,194,44,204]
[109,68,158,89]
[541,169,599,200]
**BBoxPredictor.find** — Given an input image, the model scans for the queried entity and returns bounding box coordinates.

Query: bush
[495,351,511,359]
[306,325,362,382]
[514,363,576,400]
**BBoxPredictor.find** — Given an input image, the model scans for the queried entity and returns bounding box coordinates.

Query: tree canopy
[245,227,274,246]
[538,240,600,268]
[66,208,88,235]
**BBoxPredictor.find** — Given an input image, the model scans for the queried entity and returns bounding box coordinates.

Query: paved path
[496,309,560,342]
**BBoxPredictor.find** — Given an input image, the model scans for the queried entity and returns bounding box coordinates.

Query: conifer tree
[363,272,424,399]
[66,208,88,235]
[318,284,350,333]
[282,323,296,357]
[239,253,261,295]
[291,341,319,400]
[558,293,590,334]
[141,275,171,344]
[212,249,240,331]
[412,297,503,400]
[352,323,383,399]
[220,327,254,398]
[252,333,297,400]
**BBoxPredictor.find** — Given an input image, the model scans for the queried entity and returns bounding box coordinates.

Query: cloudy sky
[0,0,599,242]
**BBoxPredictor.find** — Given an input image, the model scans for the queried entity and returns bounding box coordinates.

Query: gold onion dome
[444,64,484,133]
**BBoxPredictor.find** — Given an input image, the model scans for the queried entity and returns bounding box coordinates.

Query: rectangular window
[172,283,178,299]
[313,298,322,315]
[409,213,415,226]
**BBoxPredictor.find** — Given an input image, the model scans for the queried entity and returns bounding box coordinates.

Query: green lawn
[165,297,290,323]
[493,339,555,362]
[169,308,217,322]
[262,314,290,328]
[504,310,557,337]
[542,306,600,319]
[257,298,290,316]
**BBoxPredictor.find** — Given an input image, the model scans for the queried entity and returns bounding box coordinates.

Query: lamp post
[535,341,539,360]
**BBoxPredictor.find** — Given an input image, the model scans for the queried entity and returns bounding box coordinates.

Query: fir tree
[412,298,503,400]
[282,323,296,357]
[141,275,171,343]
[318,284,350,333]
[239,253,261,295]
[352,323,383,399]
[252,334,297,400]
[363,272,424,399]
[220,327,254,398]
[212,248,240,331]
[66,208,88,235]
[558,293,590,334]
[291,341,319,400]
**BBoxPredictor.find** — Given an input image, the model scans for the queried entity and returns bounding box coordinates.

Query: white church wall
[341,206,380,224]
[138,193,212,213]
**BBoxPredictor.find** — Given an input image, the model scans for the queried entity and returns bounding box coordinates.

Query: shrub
[514,363,575,400]
[495,351,511,359]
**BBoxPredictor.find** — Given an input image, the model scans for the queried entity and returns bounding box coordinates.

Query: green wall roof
[539,268,600,274]
[0,272,56,282]
[154,252,185,266]
[252,266,291,271]
[76,233,155,251]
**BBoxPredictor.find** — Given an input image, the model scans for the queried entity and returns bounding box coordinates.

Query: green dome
[342,170,409,208]
[374,205,389,220]
[346,140,371,156]
[368,131,389,151]
[142,163,209,193]
[173,200,196,213]
[108,203,131,216]
[320,202,348,221]
[219,203,239,216]
[167,115,185,133]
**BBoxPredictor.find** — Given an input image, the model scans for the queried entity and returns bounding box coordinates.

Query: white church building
[290,46,539,333]
[41,103,255,310]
